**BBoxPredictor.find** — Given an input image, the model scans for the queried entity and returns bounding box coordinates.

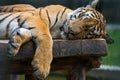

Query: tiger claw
[32,66,49,80]
[32,61,50,80]
[34,70,47,80]
[7,45,17,57]
[7,40,19,57]
[9,40,18,49]
[7,51,15,57]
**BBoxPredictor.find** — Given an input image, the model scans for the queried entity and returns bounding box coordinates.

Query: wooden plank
[0,39,107,74]
[81,39,107,56]
[0,39,107,60]
[53,40,82,57]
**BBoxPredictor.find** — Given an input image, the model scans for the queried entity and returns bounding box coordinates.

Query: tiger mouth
[68,27,75,34]
[68,27,82,35]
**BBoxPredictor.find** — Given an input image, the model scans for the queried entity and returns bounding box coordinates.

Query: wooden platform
[0,39,107,80]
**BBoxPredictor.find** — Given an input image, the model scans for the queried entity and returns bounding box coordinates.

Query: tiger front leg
[8,28,32,57]
[31,30,53,80]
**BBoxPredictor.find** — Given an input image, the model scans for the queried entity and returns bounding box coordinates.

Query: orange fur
[64,7,105,39]
[15,11,53,78]
[0,4,36,12]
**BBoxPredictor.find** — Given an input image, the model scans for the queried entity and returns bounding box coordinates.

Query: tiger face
[67,8,99,34]
[61,7,104,39]
[61,7,114,44]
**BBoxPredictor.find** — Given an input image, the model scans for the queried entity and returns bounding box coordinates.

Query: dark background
[0,0,119,24]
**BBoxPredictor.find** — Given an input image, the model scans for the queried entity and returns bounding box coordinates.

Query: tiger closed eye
[84,26,92,30]
[85,26,88,28]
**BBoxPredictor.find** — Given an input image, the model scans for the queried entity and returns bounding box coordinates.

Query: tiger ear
[102,34,114,44]
[86,0,99,9]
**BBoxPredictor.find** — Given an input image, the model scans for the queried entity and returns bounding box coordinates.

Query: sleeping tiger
[0,0,113,79]
[0,1,114,43]
[60,0,114,44]
[0,4,36,12]
[61,6,113,43]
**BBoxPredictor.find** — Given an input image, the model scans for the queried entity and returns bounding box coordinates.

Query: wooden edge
[0,39,108,74]
[0,39,107,60]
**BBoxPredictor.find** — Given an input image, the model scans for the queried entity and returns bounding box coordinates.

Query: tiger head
[61,2,114,44]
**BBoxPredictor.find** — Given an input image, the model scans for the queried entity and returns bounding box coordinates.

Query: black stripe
[6,15,20,37]
[11,27,20,36]
[9,41,18,48]
[0,14,12,22]
[99,20,102,33]
[96,13,100,20]
[78,12,85,20]
[46,10,51,27]
[39,8,42,20]
[19,19,27,27]
[60,8,67,18]
[8,7,14,12]
[92,11,99,19]
[27,27,35,30]
[90,13,95,17]
[33,68,38,72]
[51,11,60,28]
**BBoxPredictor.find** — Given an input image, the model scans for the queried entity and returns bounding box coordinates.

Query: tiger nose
[68,27,74,34]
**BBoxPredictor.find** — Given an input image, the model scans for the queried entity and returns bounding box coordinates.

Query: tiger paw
[8,39,19,57]
[33,69,48,80]
[32,62,50,79]
[8,28,32,57]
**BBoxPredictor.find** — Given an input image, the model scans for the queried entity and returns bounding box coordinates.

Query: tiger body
[0,5,72,38]
[0,5,72,79]
[0,4,72,40]
[0,0,114,79]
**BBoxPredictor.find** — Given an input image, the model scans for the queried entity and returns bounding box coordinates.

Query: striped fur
[61,1,114,44]
[62,7,106,39]
[0,4,36,12]
[0,5,72,79]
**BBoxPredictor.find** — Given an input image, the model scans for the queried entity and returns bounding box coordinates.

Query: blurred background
[0,0,120,80]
